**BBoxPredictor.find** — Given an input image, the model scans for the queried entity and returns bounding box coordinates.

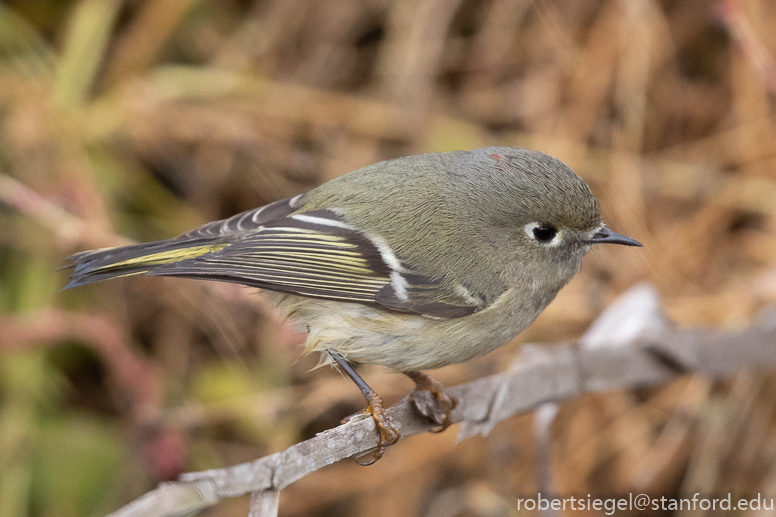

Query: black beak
[587,227,642,247]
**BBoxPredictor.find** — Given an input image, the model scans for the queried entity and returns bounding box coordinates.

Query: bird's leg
[405,371,457,432]
[328,350,400,465]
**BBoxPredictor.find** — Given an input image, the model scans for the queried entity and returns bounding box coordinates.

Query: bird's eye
[524,222,559,245]
[533,226,557,242]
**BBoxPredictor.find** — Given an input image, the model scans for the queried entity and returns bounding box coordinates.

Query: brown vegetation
[2,1,776,516]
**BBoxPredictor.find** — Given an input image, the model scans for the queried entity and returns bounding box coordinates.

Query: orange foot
[342,393,401,466]
[405,371,458,432]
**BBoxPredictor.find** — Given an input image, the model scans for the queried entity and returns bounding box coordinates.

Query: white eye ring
[524,222,561,246]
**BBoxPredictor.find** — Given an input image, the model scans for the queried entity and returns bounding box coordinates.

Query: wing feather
[65,195,487,318]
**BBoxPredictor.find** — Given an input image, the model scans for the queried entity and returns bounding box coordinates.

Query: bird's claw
[407,372,458,432]
[346,401,400,466]
[356,404,401,465]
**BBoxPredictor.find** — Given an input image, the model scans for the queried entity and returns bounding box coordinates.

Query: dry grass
[2,1,776,516]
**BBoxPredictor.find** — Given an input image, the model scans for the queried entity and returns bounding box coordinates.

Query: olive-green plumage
[65,146,640,371]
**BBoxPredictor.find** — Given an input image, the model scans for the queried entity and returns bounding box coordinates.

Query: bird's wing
[64,195,305,285]
[65,195,485,318]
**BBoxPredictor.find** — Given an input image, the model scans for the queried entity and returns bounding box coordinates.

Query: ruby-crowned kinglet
[65,146,641,463]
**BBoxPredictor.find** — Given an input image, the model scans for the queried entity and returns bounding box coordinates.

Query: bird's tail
[62,238,228,289]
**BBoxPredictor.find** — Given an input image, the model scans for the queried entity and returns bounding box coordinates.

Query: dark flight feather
[64,195,483,318]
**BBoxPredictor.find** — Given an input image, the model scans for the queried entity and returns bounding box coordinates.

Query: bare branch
[105,286,776,517]
[249,490,279,517]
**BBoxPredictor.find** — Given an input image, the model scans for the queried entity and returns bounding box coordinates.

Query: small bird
[64,146,641,464]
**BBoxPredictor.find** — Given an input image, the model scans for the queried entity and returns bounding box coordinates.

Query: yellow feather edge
[95,244,229,271]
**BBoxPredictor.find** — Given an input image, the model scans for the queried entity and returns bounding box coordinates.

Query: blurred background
[1,0,776,515]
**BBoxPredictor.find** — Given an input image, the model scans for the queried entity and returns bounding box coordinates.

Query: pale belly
[268,287,557,372]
